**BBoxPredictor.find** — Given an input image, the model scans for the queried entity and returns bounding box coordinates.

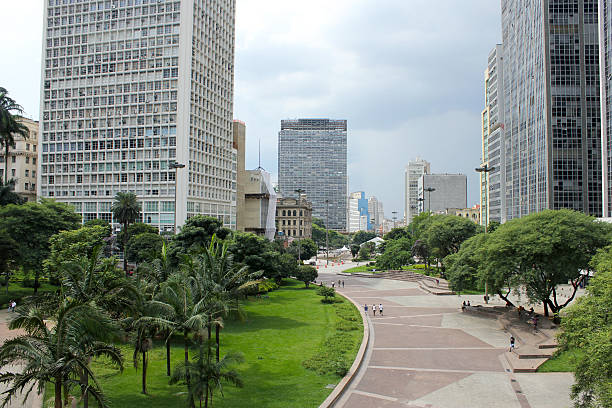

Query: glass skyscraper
[600,0,612,216]
[39,0,237,231]
[278,119,347,231]
[501,0,602,219]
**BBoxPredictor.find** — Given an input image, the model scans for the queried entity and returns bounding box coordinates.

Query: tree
[357,242,376,260]
[83,219,112,236]
[0,87,29,185]
[126,232,164,265]
[0,301,123,408]
[0,199,80,292]
[486,220,500,234]
[480,210,611,315]
[421,215,481,270]
[316,285,335,302]
[0,228,18,285]
[376,237,414,270]
[116,222,158,251]
[350,244,360,258]
[227,232,278,279]
[444,234,487,293]
[408,212,434,239]
[288,238,317,261]
[112,192,142,273]
[173,216,231,254]
[0,180,25,206]
[352,231,376,246]
[556,246,611,408]
[411,239,430,268]
[295,265,318,288]
[383,227,410,241]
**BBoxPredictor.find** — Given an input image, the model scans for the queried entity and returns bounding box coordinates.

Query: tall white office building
[404,158,430,224]
[39,0,237,231]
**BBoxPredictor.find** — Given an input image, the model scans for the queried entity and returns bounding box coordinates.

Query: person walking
[509,336,515,352]
[364,304,368,314]
[11,300,16,312]
[379,303,383,316]
[372,304,377,316]
[7,300,13,313]
[342,280,345,288]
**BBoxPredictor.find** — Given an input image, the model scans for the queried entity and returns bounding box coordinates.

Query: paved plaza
[315,261,574,408]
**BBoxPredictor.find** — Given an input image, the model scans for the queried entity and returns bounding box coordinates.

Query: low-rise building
[446,205,481,224]
[244,169,276,240]
[275,196,312,239]
[0,117,39,202]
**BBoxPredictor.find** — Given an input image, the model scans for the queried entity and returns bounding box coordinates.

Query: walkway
[316,262,574,408]
[0,310,44,408]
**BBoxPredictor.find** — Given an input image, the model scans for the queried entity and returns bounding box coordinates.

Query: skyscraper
[417,174,467,214]
[600,0,612,216]
[278,119,347,231]
[368,196,382,230]
[501,0,602,219]
[404,158,430,224]
[480,44,505,225]
[39,0,237,231]
[347,191,369,232]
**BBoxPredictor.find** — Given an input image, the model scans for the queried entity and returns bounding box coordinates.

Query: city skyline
[0,0,501,216]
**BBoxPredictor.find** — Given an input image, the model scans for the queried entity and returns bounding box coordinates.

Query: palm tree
[0,301,123,408]
[0,87,29,185]
[111,192,141,274]
[169,339,243,408]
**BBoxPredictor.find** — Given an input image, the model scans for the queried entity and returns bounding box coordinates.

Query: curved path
[316,261,573,408]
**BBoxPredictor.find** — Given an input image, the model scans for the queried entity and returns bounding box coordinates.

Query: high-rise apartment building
[404,158,430,224]
[0,118,40,202]
[278,119,347,231]
[347,191,369,232]
[600,0,612,216]
[367,196,382,231]
[480,44,505,226]
[39,0,237,231]
[501,0,602,219]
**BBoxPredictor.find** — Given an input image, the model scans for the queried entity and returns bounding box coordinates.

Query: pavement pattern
[315,261,574,408]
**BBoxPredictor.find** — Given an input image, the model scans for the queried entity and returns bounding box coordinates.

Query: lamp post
[424,187,436,213]
[169,161,185,234]
[475,164,495,303]
[294,188,305,263]
[417,198,425,214]
[325,199,330,266]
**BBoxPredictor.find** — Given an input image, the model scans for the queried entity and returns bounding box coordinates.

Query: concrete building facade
[39,0,237,231]
[404,158,430,224]
[367,196,383,231]
[347,191,370,232]
[243,168,276,240]
[446,205,481,225]
[278,119,347,231]
[480,44,505,225]
[0,117,39,202]
[233,120,246,231]
[600,0,612,216]
[501,0,602,219]
[417,174,467,214]
[275,196,312,239]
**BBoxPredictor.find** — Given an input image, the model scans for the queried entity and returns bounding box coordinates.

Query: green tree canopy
[421,214,481,268]
[112,192,141,272]
[83,218,112,236]
[383,227,410,241]
[126,232,164,265]
[295,265,318,288]
[352,231,376,246]
[444,234,488,293]
[376,236,414,270]
[288,238,317,261]
[0,87,29,184]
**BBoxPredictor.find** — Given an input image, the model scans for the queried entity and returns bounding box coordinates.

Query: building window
[11,156,16,163]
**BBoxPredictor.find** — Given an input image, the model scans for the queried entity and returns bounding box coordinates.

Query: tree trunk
[166,333,171,376]
[123,223,129,276]
[215,325,220,362]
[142,350,147,394]
[63,383,70,407]
[497,289,515,307]
[184,332,195,408]
[33,271,40,294]
[80,366,89,408]
[54,379,62,408]
[543,301,549,317]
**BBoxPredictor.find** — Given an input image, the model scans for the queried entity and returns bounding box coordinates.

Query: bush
[316,286,336,303]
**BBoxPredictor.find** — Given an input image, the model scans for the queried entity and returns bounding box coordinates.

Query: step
[538,341,558,349]
[504,351,548,373]
[514,346,555,359]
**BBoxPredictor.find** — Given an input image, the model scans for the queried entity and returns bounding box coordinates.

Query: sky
[0,0,502,218]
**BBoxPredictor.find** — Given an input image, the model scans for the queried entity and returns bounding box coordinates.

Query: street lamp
[475,163,495,303]
[424,187,436,213]
[294,188,305,263]
[169,161,185,234]
[325,199,330,266]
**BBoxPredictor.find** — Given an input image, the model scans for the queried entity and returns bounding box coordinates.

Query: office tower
[233,120,246,231]
[501,0,602,219]
[347,191,369,232]
[404,158,430,224]
[0,117,39,202]
[278,118,347,231]
[417,174,467,214]
[480,44,505,226]
[39,0,237,231]
[368,196,382,230]
[600,0,612,216]
[243,168,276,240]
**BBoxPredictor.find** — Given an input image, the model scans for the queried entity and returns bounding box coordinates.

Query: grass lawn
[343,264,379,273]
[42,279,362,408]
[0,282,58,308]
[537,348,583,372]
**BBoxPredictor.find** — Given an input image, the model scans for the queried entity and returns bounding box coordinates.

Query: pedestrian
[331,281,335,288]
[436,279,439,286]
[461,301,466,312]
[379,303,383,316]
[509,336,515,352]
[7,300,12,313]
[11,300,16,312]
[364,304,368,314]
[342,280,345,288]
[338,279,342,287]
[372,304,377,316]
[466,301,471,307]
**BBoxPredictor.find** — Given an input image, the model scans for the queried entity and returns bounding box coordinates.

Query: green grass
[456,289,485,295]
[343,264,379,273]
[537,348,584,372]
[42,279,362,408]
[0,282,58,308]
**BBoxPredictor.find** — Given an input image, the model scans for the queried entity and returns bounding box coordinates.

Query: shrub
[316,286,336,303]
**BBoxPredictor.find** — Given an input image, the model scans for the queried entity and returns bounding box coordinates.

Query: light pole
[325,199,330,266]
[169,161,185,234]
[417,198,425,214]
[424,187,436,213]
[476,164,495,303]
[294,188,305,263]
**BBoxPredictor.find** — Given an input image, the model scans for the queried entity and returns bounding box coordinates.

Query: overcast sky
[0,0,501,218]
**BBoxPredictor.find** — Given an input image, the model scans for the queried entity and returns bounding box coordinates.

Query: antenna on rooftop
[256,138,264,171]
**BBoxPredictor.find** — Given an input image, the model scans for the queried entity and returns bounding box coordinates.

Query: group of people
[364,303,384,316]
[330,280,344,288]
[6,300,16,312]
[461,300,471,311]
